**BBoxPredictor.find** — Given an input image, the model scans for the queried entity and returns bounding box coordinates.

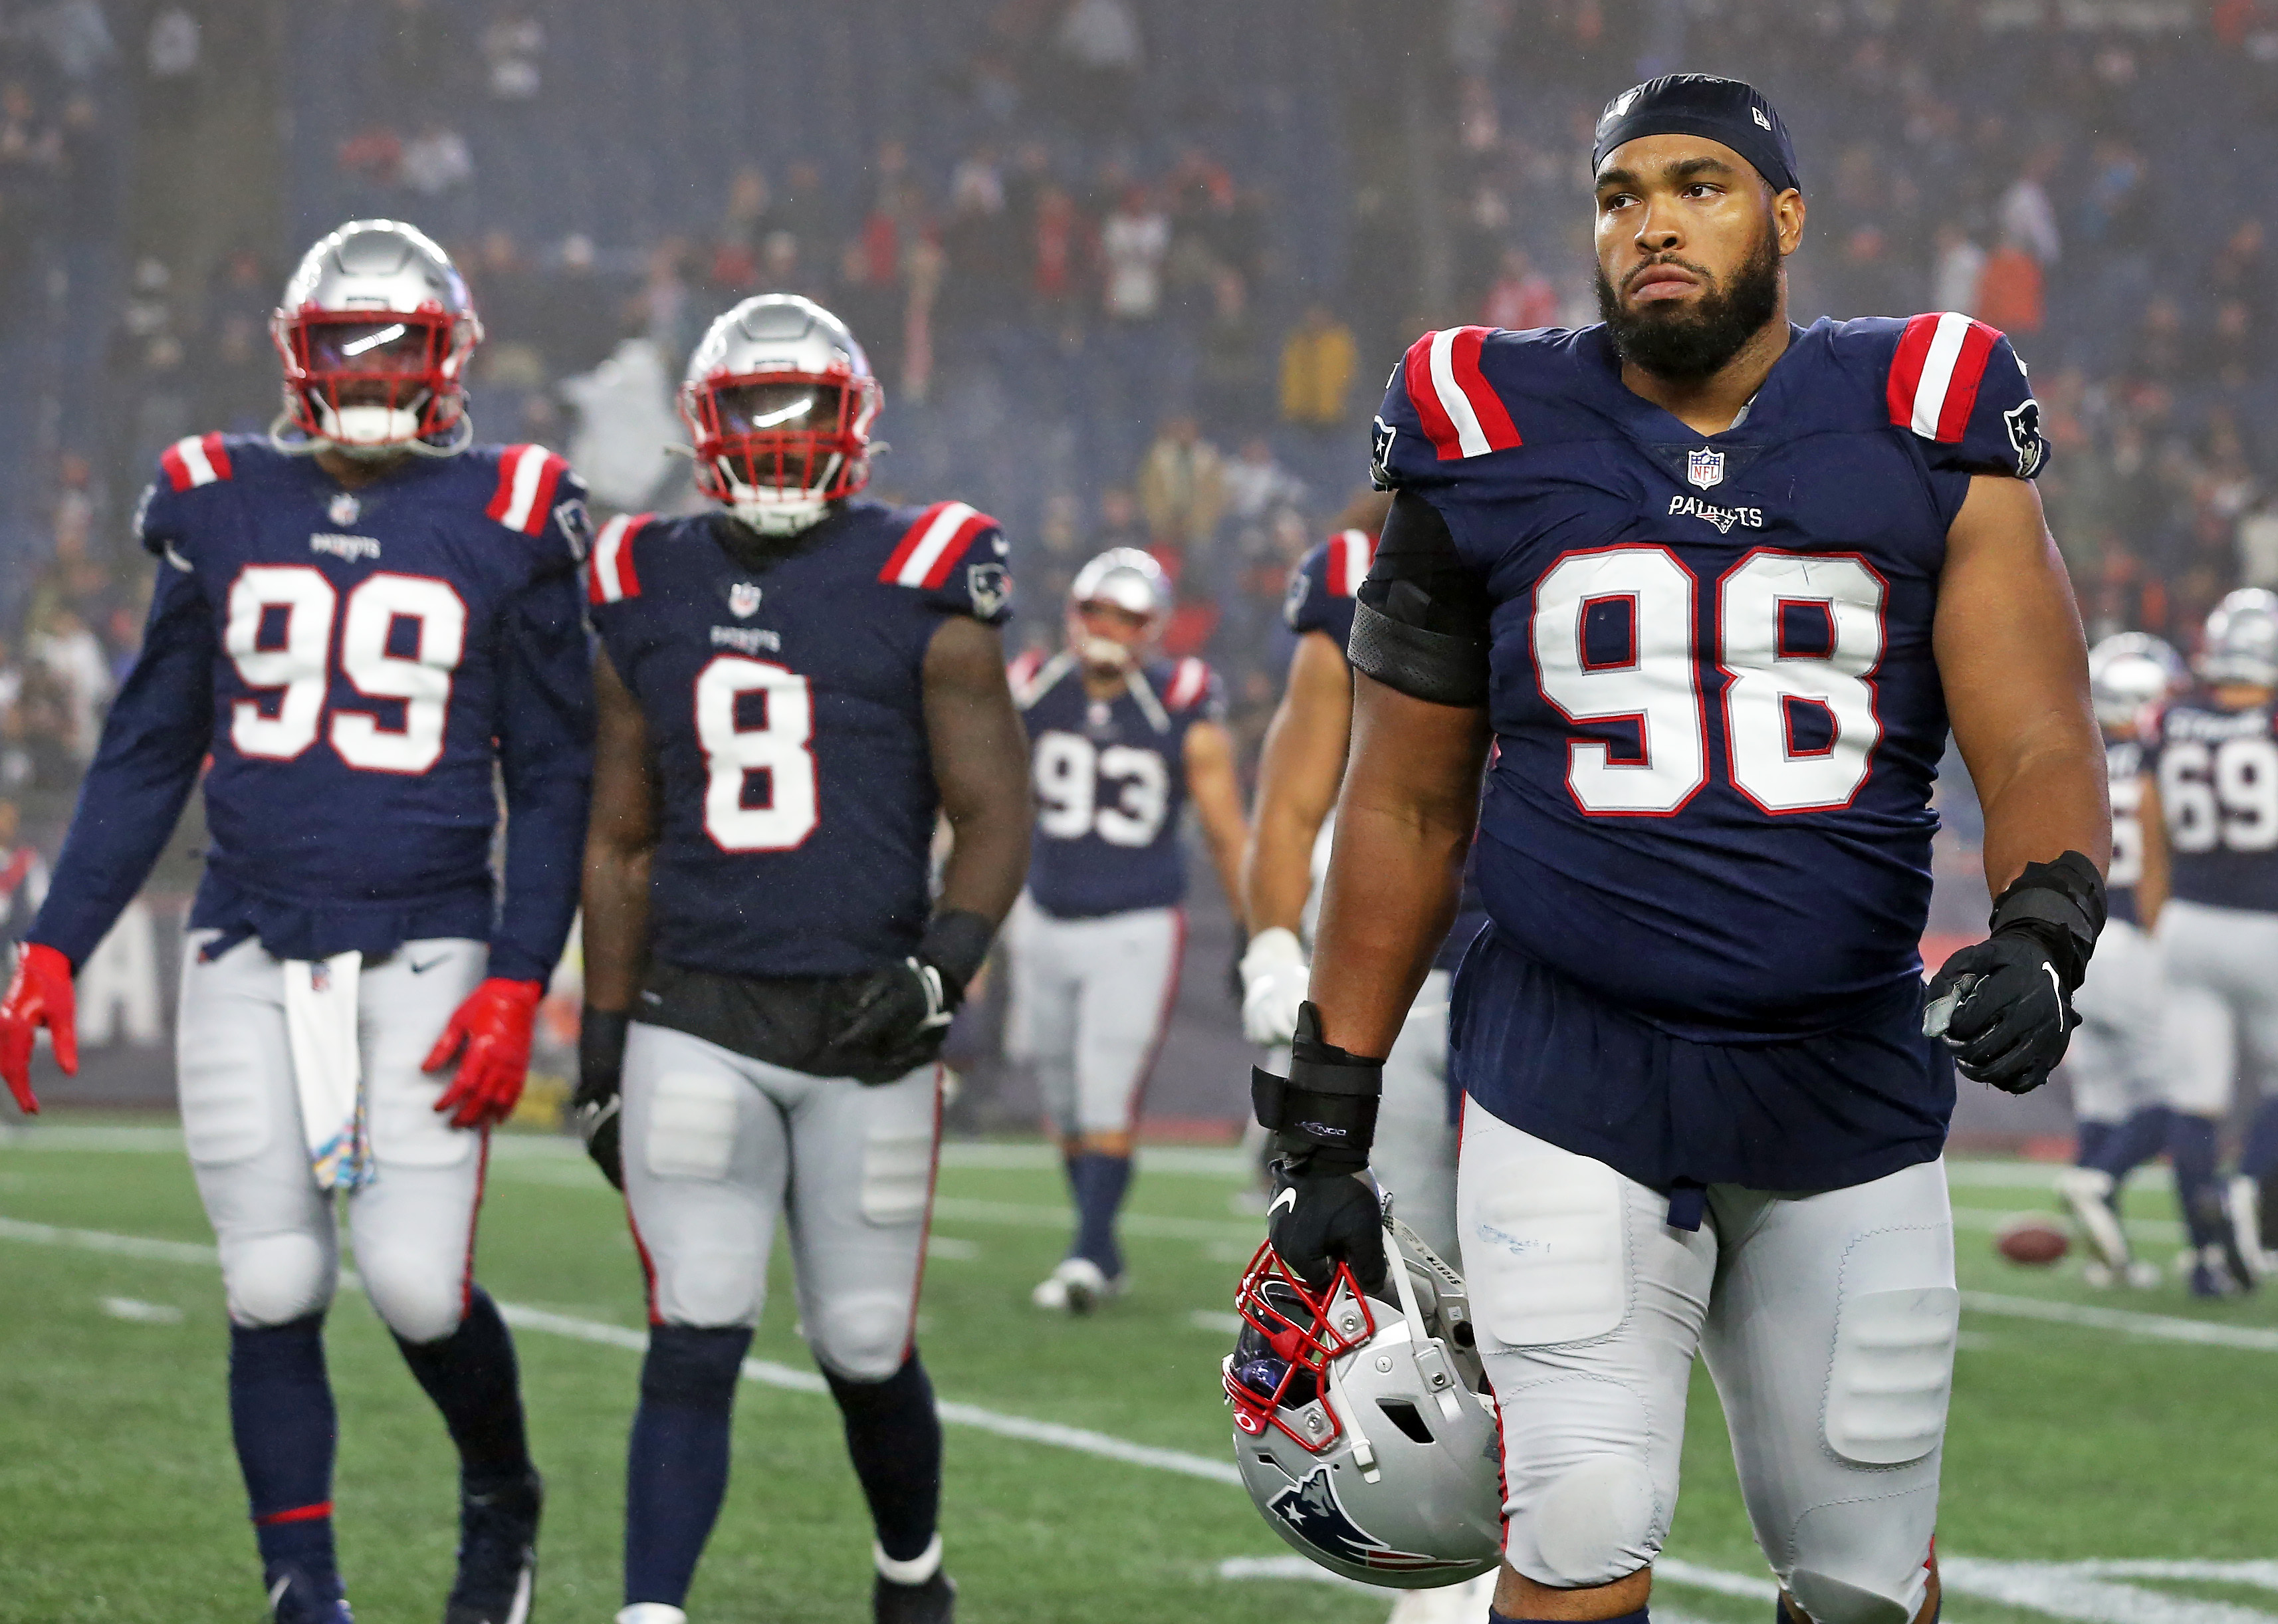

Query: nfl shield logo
[729,582,762,618]
[328,493,360,526]
[1686,448,1724,489]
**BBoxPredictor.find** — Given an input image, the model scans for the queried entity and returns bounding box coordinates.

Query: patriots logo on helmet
[1265,1468,1461,1575]
[2005,398,2046,479]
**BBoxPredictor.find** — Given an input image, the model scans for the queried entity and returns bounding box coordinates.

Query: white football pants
[175,933,491,1343]
[1371,967,1457,1263]
[2160,898,2278,1118]
[1002,897,1182,1140]
[2063,917,2166,1125]
[621,1022,941,1382]
[1459,1109,1954,1624]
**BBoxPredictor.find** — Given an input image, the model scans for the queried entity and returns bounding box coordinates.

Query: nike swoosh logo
[1269,1187,1298,1217]
[409,957,447,975]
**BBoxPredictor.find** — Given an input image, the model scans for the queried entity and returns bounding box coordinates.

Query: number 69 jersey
[2142,693,2278,911]
[587,499,1012,979]
[32,435,594,983]
[1372,315,2045,1042]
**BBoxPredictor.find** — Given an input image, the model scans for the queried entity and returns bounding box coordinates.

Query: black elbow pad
[1347,491,1493,707]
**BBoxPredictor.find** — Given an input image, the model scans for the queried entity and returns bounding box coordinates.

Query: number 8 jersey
[587,499,1012,978]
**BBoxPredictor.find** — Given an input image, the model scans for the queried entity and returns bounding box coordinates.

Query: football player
[0,220,592,1624]
[1254,77,2107,1624]
[577,294,1029,1624]
[2136,589,2278,1294]
[1238,493,1487,1263]
[2055,633,2182,1288]
[1005,548,1248,1312]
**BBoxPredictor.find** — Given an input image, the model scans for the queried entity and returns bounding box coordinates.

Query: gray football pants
[621,1022,941,1382]
[1372,967,1458,1262]
[2160,898,2278,1118]
[2064,916,2164,1125]
[175,933,491,1343]
[1003,898,1182,1139]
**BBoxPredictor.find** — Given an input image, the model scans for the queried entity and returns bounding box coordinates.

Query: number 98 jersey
[2142,693,2278,912]
[588,499,1012,979]
[1011,650,1224,919]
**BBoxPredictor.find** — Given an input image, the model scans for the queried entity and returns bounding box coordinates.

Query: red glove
[0,942,76,1115]
[425,978,544,1130]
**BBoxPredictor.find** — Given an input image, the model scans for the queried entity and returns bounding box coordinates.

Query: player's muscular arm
[581,649,659,1015]
[1183,719,1250,918]
[1241,632,1351,934]
[1310,675,1492,1057]
[1936,474,2110,889]
[921,615,1032,927]
[2136,773,2170,930]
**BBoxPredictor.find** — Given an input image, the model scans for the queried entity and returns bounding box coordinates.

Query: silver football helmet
[1067,548,1170,671]
[2201,589,2278,689]
[270,219,481,457]
[1225,1219,1504,1590]
[2087,632,2185,729]
[680,294,881,535]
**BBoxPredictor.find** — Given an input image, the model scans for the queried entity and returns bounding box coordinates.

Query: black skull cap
[1592,74,1800,195]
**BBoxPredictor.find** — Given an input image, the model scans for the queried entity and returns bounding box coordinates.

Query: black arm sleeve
[1345,490,1494,707]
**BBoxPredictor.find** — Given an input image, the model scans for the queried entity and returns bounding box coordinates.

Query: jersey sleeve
[1163,657,1226,723]
[134,432,238,566]
[879,501,1014,626]
[1284,530,1377,649]
[1370,327,1524,497]
[491,556,597,986]
[1886,314,2047,481]
[584,512,655,674]
[30,562,216,967]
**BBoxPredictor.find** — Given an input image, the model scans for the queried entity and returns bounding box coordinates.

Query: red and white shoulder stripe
[1886,312,2002,444]
[160,433,233,491]
[1163,657,1212,712]
[587,513,652,605]
[1403,327,1522,461]
[487,444,570,535]
[1325,528,1377,598]
[880,501,998,589]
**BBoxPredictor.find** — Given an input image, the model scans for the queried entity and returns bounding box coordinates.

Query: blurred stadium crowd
[1,0,2277,902]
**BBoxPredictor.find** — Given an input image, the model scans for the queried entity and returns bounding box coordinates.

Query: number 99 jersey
[587,499,1012,978]
[1371,314,2045,1041]
[2142,693,2278,911]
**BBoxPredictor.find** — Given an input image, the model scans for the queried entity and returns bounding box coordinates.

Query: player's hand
[1239,927,1310,1047]
[425,978,545,1129]
[574,1006,629,1190]
[829,957,959,1080]
[1267,1157,1388,1296]
[1924,933,2078,1095]
[0,942,76,1114]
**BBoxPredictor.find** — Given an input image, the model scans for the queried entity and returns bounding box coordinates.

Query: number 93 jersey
[2142,693,2278,912]
[588,499,1012,978]
[1373,314,2046,1040]
[1010,650,1224,919]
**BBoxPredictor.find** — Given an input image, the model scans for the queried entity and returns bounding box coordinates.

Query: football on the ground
[1994,1213,2071,1266]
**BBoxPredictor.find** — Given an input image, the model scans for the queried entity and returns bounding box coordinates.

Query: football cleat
[2216,1184,2263,1295]
[1031,1256,1120,1315]
[873,1571,957,1624]
[614,1608,687,1624]
[2189,1246,2241,1299]
[266,1563,354,1624]
[443,1469,540,1624]
[2055,1167,2135,1274]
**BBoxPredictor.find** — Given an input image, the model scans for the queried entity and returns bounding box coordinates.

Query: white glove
[1239,927,1310,1046]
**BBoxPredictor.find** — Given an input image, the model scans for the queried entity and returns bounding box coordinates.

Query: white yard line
[1940,1558,2278,1624]
[1961,1291,2278,1353]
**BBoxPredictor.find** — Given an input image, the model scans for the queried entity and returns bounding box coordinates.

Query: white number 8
[696,657,820,851]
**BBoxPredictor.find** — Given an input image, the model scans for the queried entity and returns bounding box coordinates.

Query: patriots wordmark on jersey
[1372,311,2045,1191]
[1011,648,1223,920]
[2143,692,2278,913]
[588,499,1011,980]
[34,436,594,981]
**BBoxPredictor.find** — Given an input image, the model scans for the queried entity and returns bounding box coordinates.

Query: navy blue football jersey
[32,435,594,983]
[1374,313,2044,1189]
[590,498,1012,978]
[2143,693,2278,913]
[1284,528,1377,649]
[1014,649,1223,919]
[2105,734,2144,927]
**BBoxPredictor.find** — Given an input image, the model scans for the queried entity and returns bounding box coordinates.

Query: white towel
[283,952,370,1191]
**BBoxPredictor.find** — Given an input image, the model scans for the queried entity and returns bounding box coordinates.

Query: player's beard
[1595,219,1781,382]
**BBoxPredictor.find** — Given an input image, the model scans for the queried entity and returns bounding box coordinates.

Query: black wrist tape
[580,1006,631,1077]
[918,909,996,1000]
[1252,1001,1384,1170]
[1988,850,2106,992]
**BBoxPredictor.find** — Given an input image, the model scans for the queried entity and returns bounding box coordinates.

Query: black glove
[1924,852,2104,1096]
[1252,1002,1387,1292]
[573,1006,629,1189]
[826,909,996,1082]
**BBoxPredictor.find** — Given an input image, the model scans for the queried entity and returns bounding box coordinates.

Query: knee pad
[358,1250,467,1345]
[805,1291,913,1383]
[1786,1488,1936,1624]
[1787,1566,1918,1624]
[642,1324,752,1412]
[1526,1454,1660,1587]
[221,1232,334,1328]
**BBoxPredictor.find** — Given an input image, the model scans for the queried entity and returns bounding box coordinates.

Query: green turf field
[2,1117,2273,1624]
